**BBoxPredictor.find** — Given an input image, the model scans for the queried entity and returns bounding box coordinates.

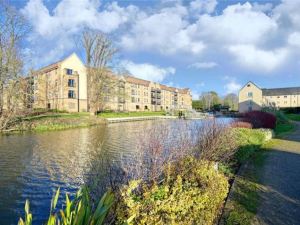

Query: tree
[223,93,238,111]
[200,91,221,111]
[80,29,121,115]
[192,100,203,111]
[0,2,29,130]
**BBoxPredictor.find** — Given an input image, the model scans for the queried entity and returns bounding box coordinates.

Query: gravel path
[256,122,300,225]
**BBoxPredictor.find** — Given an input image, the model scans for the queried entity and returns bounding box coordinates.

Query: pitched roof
[160,84,176,92]
[124,76,150,86]
[262,87,300,96]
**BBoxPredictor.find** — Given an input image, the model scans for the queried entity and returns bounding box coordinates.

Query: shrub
[230,121,253,129]
[116,157,229,225]
[241,111,276,129]
[232,128,269,163]
[195,120,238,163]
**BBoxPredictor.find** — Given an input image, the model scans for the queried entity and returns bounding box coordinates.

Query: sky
[8,0,300,99]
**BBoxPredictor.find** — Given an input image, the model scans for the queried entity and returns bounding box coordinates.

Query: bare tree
[0,2,29,130]
[223,93,238,111]
[80,29,120,115]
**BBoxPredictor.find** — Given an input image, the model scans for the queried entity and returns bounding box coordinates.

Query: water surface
[0,119,231,224]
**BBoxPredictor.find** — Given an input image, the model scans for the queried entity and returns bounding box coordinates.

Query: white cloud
[288,32,300,48]
[120,4,205,55]
[189,0,217,14]
[21,0,139,37]
[228,44,288,73]
[21,0,141,67]
[195,2,277,45]
[224,78,241,94]
[121,60,175,82]
[189,61,217,69]
[20,0,300,76]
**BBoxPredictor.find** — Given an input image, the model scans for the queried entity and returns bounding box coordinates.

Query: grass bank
[4,112,105,133]
[286,113,300,121]
[97,111,166,118]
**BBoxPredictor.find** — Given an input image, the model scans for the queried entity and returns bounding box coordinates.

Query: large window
[66,68,73,75]
[68,90,75,98]
[68,79,75,87]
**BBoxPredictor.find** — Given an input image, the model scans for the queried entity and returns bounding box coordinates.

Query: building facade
[239,81,300,112]
[33,53,192,112]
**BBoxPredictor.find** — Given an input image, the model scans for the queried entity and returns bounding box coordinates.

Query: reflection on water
[0,119,231,224]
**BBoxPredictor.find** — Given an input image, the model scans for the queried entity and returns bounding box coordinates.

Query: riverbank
[1,111,180,133]
[1,112,105,133]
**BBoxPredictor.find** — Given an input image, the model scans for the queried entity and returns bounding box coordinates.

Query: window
[68,90,75,98]
[284,96,287,98]
[247,84,251,87]
[131,97,135,103]
[66,69,73,75]
[68,79,75,87]
[136,105,140,110]
[247,92,253,98]
[131,89,136,95]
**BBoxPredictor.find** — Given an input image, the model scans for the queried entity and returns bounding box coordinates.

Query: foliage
[241,111,277,129]
[192,100,203,110]
[200,91,221,111]
[286,113,300,121]
[233,128,269,164]
[18,187,114,225]
[223,93,238,111]
[117,158,229,225]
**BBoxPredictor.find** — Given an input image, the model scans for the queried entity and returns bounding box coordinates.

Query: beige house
[33,53,192,113]
[239,81,300,112]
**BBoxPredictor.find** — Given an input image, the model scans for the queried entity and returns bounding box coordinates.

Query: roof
[124,76,150,86]
[239,81,261,92]
[35,53,81,75]
[160,84,175,92]
[262,87,300,96]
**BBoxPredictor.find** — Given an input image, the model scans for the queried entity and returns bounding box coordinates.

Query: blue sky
[10,0,300,98]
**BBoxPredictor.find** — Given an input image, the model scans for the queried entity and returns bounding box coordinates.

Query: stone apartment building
[239,81,300,112]
[33,53,192,112]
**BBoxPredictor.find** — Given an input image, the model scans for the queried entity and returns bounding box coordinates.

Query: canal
[0,119,230,224]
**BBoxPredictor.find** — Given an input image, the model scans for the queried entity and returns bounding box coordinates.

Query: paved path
[256,122,300,225]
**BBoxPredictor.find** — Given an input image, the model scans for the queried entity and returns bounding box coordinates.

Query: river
[0,118,231,224]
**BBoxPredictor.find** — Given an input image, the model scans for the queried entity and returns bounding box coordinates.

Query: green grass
[97,111,166,118]
[275,122,295,136]
[286,113,300,121]
[23,112,89,121]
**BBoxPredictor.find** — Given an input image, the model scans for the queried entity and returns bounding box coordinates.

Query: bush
[116,157,229,225]
[230,121,253,129]
[233,128,269,163]
[241,111,276,129]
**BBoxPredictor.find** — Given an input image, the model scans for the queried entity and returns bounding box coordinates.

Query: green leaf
[51,188,60,212]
